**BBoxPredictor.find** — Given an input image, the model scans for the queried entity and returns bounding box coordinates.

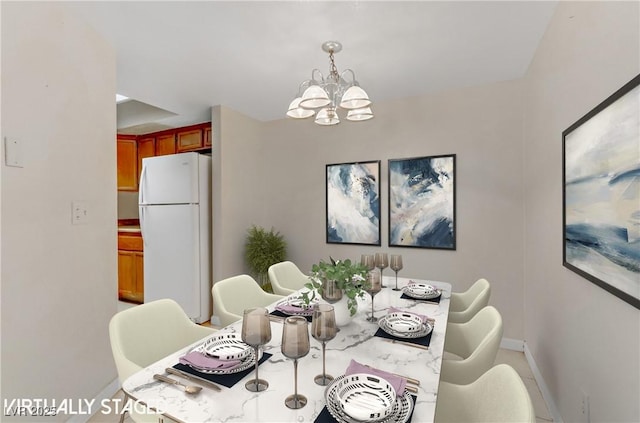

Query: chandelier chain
[328,51,339,81]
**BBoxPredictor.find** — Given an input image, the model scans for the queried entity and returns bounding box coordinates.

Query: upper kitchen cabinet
[177,127,204,152]
[117,135,138,191]
[155,133,176,156]
[137,136,155,180]
[204,126,212,147]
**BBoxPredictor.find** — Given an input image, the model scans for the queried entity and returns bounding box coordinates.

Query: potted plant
[301,257,369,321]
[244,225,287,291]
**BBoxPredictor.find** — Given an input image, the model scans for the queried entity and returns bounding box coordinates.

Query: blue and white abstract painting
[326,161,380,245]
[389,155,456,249]
[564,76,640,308]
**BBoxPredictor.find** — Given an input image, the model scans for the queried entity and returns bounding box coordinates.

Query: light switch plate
[4,136,24,167]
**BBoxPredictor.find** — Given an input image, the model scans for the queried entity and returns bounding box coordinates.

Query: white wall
[523,2,639,422]
[1,2,118,420]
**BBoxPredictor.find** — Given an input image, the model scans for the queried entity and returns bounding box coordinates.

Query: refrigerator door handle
[138,162,147,205]
[139,206,147,246]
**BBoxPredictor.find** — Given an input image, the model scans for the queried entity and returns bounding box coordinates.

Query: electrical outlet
[4,136,24,167]
[72,201,89,225]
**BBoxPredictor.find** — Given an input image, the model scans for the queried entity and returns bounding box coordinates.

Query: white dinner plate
[201,333,251,361]
[402,283,441,300]
[275,295,318,316]
[378,314,433,339]
[325,374,414,423]
[190,337,261,375]
[381,312,423,334]
[337,373,396,422]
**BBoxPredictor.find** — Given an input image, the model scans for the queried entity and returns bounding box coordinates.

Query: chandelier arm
[311,68,325,84]
[340,69,358,86]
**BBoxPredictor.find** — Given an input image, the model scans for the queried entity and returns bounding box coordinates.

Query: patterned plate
[336,373,396,422]
[275,295,318,316]
[379,314,433,339]
[402,283,441,300]
[189,338,262,375]
[201,333,251,361]
[325,374,414,423]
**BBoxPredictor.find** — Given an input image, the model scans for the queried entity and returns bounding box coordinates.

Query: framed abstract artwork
[563,74,640,309]
[326,160,381,245]
[388,154,456,249]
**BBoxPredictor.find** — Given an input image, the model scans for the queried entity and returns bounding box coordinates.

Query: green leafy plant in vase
[301,257,369,317]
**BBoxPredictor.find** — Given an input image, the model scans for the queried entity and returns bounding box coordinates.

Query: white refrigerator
[138,152,211,323]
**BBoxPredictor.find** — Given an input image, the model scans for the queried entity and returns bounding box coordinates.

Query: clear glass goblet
[282,316,310,409]
[375,252,389,288]
[241,307,271,392]
[311,304,337,386]
[360,254,375,271]
[390,254,404,291]
[365,271,382,322]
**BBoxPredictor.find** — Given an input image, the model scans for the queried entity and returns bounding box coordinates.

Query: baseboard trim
[66,378,120,423]
[500,337,525,351]
[524,342,564,423]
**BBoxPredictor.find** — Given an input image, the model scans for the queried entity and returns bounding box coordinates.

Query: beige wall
[1,2,118,420]
[523,1,639,422]
[215,80,526,340]
[211,105,266,284]
[117,191,139,219]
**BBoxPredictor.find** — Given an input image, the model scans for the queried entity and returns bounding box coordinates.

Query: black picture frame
[562,74,640,309]
[326,160,381,246]
[388,154,456,250]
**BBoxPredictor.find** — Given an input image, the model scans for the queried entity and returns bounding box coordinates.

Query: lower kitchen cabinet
[118,232,144,304]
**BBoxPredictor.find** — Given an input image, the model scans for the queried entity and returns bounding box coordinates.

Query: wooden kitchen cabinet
[176,127,204,152]
[155,133,176,156]
[117,135,138,191]
[204,126,212,147]
[137,136,155,180]
[118,232,143,304]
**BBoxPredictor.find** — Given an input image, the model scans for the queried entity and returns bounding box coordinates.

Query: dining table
[122,276,451,423]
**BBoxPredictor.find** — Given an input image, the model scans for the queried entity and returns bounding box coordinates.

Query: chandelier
[286,41,373,126]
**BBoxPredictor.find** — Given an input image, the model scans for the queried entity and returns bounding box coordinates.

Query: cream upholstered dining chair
[448,278,491,323]
[109,299,216,423]
[212,274,284,327]
[440,305,503,385]
[268,261,310,296]
[435,364,536,423]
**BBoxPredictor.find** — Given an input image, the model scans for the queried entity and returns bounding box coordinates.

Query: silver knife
[165,367,222,391]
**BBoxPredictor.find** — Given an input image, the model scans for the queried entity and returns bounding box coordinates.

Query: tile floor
[91,345,553,422]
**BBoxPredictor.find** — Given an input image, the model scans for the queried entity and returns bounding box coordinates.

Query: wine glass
[282,316,310,409]
[241,307,271,392]
[365,271,382,322]
[360,254,375,272]
[375,252,389,288]
[390,254,404,291]
[311,304,337,386]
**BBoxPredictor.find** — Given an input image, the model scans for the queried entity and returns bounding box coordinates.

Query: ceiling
[66,1,558,134]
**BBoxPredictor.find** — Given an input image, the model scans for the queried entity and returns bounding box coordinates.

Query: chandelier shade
[315,107,340,126]
[346,107,374,122]
[299,85,331,109]
[286,41,373,126]
[339,86,371,110]
[286,97,315,119]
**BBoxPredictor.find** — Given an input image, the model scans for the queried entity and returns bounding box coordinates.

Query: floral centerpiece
[301,257,369,316]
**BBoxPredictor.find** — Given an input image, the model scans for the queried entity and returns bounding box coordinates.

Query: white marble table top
[123,276,451,423]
